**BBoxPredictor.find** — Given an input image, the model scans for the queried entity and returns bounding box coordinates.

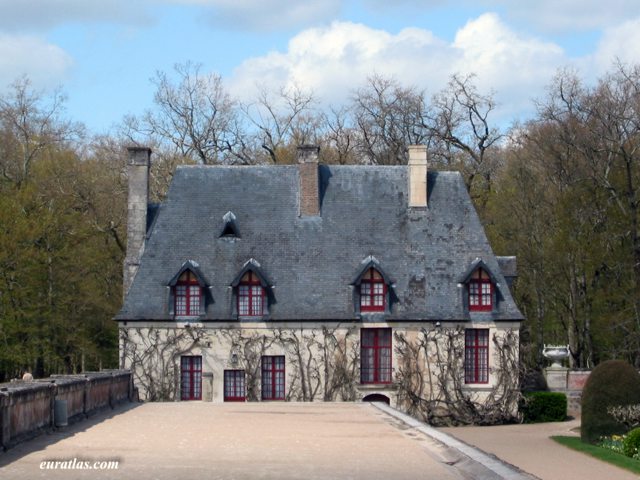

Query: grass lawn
[552,436,640,475]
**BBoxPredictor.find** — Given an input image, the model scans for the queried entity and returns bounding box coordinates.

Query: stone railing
[545,367,591,417]
[0,370,133,451]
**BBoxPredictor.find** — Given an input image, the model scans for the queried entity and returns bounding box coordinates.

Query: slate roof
[116,165,524,322]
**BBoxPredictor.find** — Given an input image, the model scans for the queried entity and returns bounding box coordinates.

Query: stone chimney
[297,145,320,216]
[408,145,428,208]
[123,146,151,297]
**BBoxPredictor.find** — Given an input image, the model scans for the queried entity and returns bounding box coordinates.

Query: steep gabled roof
[116,165,523,322]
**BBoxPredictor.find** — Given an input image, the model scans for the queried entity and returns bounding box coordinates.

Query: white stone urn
[542,345,570,368]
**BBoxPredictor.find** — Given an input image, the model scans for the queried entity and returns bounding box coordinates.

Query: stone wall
[119,321,520,426]
[0,370,133,451]
[544,368,591,417]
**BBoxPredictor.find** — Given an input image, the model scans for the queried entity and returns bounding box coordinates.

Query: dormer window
[238,271,264,316]
[219,211,240,238]
[352,257,394,315]
[231,259,273,319]
[360,268,386,312]
[175,270,201,316]
[469,269,492,311]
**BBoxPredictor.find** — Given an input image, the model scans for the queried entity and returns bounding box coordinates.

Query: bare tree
[426,73,502,206]
[242,84,317,164]
[123,62,249,165]
[320,107,360,164]
[350,74,428,165]
[0,76,84,186]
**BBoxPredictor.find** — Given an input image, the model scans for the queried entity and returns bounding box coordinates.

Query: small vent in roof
[220,211,240,238]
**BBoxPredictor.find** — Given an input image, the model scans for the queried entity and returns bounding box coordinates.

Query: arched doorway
[362,393,390,404]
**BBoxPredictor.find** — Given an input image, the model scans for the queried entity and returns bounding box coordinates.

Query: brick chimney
[297,145,320,216]
[408,145,428,207]
[123,146,151,297]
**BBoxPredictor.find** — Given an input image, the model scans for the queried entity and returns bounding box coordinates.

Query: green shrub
[581,360,640,444]
[623,428,640,457]
[522,392,567,423]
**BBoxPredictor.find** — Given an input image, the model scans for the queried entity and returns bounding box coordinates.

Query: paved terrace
[3,402,634,480]
[0,402,518,480]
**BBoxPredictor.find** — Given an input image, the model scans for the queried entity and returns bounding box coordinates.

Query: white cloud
[361,0,640,33]
[232,22,450,102]
[452,14,566,118]
[0,0,152,31]
[494,0,640,32]
[231,15,567,123]
[0,0,340,33]
[171,0,341,30]
[590,18,640,73]
[0,34,73,89]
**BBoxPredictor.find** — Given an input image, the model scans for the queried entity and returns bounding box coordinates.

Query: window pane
[361,329,375,347]
[481,283,491,307]
[275,371,285,399]
[238,297,248,315]
[469,283,479,306]
[262,370,272,399]
[189,286,200,314]
[378,329,391,346]
[251,286,262,315]
[360,349,374,383]
[175,298,186,315]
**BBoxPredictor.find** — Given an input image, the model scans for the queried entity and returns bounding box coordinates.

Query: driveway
[1,402,466,480]
[441,419,639,480]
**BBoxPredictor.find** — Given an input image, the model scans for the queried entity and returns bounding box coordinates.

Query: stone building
[116,145,523,423]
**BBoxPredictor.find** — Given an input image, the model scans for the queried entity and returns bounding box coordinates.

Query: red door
[261,356,285,400]
[181,356,202,400]
[224,370,246,401]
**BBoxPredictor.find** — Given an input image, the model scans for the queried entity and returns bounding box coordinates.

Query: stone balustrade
[0,370,133,451]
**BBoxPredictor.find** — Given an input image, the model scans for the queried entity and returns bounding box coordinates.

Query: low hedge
[522,392,567,423]
[623,427,640,458]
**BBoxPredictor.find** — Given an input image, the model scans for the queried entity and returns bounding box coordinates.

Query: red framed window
[360,328,392,384]
[181,356,202,400]
[175,270,201,316]
[360,268,386,312]
[224,370,246,402]
[261,356,285,400]
[238,271,264,316]
[469,269,492,311]
[465,329,489,384]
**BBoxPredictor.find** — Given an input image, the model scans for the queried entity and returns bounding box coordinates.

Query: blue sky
[0,0,639,134]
